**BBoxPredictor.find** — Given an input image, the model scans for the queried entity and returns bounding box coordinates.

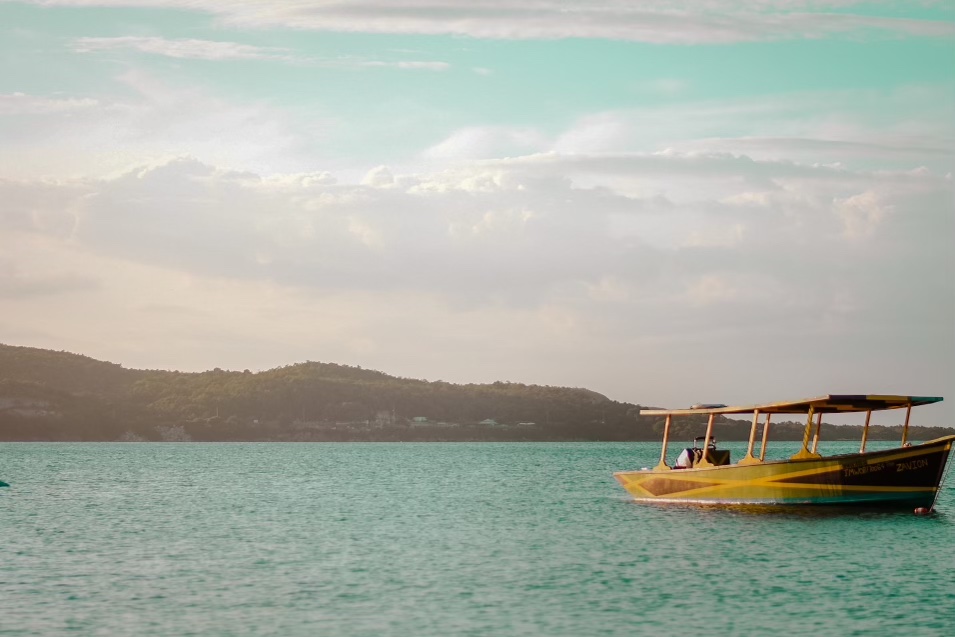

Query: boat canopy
[640,394,943,417]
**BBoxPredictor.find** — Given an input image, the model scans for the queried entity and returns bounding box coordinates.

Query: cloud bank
[3,147,951,404]
[20,1,955,44]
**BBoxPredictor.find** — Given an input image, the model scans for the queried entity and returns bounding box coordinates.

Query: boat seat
[707,449,731,466]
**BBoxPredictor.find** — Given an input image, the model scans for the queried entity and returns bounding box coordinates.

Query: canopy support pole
[791,406,821,460]
[696,414,716,467]
[759,414,772,461]
[859,410,872,453]
[900,404,912,446]
[810,412,823,454]
[738,410,762,465]
[653,414,672,471]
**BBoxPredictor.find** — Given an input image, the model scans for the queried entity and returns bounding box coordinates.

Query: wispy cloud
[72,36,297,62]
[640,78,688,96]
[70,36,451,72]
[0,73,330,178]
[421,85,955,174]
[0,92,99,114]
[359,60,450,71]
[20,1,955,43]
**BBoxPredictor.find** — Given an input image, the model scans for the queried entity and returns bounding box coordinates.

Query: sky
[1,0,953,423]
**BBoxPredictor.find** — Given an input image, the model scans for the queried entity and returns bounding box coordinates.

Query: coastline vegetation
[1,344,951,443]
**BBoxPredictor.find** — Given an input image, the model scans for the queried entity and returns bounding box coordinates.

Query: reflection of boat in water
[614,395,954,509]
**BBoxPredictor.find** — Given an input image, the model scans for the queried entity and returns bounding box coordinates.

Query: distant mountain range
[1,344,951,443]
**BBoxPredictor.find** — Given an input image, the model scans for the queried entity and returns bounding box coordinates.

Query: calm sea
[2,441,953,636]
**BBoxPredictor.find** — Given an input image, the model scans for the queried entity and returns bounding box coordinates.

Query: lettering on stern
[843,457,929,479]
[843,462,889,478]
[896,458,929,472]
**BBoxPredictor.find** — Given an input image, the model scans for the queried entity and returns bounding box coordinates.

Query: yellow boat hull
[614,436,954,508]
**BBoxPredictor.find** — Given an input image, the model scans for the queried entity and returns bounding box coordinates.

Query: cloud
[0,258,99,299]
[833,190,892,240]
[360,60,450,71]
[361,165,395,188]
[641,78,688,96]
[70,36,452,71]
[424,127,549,160]
[684,136,954,162]
[3,147,951,413]
[17,1,955,44]
[72,36,297,61]
[537,86,955,174]
[4,150,948,304]
[0,74,324,178]
[0,92,99,115]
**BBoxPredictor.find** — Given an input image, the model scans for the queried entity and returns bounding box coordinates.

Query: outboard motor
[676,436,731,467]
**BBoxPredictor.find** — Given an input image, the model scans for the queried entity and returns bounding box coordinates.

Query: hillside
[1,344,951,443]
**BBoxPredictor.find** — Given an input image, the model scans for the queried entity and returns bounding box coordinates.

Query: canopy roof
[639,395,943,417]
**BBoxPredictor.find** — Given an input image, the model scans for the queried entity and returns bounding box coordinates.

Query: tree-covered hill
[1,343,951,443]
[0,344,645,441]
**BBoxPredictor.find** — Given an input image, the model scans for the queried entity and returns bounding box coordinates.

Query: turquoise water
[2,442,954,636]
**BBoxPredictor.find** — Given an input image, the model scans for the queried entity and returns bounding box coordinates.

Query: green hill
[0,343,950,443]
[0,344,644,441]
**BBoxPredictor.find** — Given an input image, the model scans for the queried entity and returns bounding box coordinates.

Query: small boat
[614,394,954,509]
